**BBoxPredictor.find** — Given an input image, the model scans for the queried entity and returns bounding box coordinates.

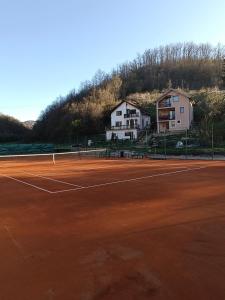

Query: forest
[32,42,225,143]
[0,114,30,142]
[1,42,225,143]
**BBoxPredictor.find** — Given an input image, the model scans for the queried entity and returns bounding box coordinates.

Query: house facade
[156,89,193,133]
[106,101,150,141]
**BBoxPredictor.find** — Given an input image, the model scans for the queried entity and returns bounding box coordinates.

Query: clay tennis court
[1,154,225,299]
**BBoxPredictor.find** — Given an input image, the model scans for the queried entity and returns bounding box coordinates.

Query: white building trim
[106,101,150,141]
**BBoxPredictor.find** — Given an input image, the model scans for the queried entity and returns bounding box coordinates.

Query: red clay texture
[0,158,225,299]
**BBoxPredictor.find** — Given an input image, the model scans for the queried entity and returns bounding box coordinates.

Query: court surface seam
[2,225,27,259]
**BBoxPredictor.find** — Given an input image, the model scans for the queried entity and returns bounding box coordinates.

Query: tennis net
[0,148,107,169]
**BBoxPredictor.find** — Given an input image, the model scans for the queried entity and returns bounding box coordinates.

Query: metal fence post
[185,129,188,159]
[212,122,214,160]
[164,130,167,159]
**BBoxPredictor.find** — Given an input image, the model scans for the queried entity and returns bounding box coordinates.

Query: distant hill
[31,42,225,143]
[0,114,30,142]
[23,120,36,129]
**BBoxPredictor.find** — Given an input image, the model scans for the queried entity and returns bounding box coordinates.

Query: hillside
[0,114,31,142]
[33,42,225,143]
[23,120,36,129]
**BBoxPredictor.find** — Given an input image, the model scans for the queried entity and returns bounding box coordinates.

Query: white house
[106,101,150,141]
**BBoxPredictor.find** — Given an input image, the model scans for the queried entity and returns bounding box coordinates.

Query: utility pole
[222,58,225,88]
[164,130,167,159]
[185,129,188,159]
[145,129,148,145]
[212,122,214,160]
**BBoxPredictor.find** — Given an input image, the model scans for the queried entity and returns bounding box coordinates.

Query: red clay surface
[1,158,225,299]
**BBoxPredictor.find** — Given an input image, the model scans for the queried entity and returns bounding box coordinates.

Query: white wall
[111,102,141,127]
[111,102,150,129]
[106,129,138,141]
[106,101,151,140]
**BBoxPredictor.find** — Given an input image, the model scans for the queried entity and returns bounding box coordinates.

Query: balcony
[158,115,175,121]
[106,125,140,130]
[158,100,172,109]
[158,104,172,109]
[124,113,140,118]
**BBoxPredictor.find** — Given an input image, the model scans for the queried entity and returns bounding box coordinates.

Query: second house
[156,89,193,133]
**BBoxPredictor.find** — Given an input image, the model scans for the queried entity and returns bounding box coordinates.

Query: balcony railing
[124,113,140,118]
[106,125,140,130]
[159,115,175,121]
[158,102,172,108]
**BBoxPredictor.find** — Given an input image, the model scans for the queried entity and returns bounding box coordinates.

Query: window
[126,109,136,115]
[111,133,118,140]
[172,96,179,102]
[116,111,122,116]
[180,107,184,113]
[170,111,175,120]
[171,121,176,127]
[115,121,122,127]
[125,132,132,136]
[125,132,134,140]
[164,99,171,107]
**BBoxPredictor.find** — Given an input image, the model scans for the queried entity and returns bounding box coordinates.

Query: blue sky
[0,0,225,121]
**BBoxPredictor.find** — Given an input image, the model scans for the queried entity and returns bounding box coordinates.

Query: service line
[0,165,208,195]
[20,171,84,188]
[51,166,207,194]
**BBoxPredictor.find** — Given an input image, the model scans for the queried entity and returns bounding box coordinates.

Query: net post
[53,153,56,165]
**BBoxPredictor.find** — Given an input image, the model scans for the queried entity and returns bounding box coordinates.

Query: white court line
[20,171,84,188]
[0,173,53,194]
[51,166,207,194]
[3,225,26,259]
[31,164,188,177]
[0,165,208,195]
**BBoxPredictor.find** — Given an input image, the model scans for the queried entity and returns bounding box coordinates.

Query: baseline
[0,173,53,194]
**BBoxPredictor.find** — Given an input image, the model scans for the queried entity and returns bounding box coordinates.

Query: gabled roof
[155,89,192,103]
[111,100,149,116]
